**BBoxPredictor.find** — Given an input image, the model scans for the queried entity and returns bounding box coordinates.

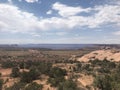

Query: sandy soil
[77,74,94,87]
[0,68,12,76]
[33,75,57,90]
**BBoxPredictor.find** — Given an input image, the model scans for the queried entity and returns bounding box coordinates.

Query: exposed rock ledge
[77,49,120,62]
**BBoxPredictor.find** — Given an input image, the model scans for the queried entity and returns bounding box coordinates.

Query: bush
[0,73,2,77]
[75,63,82,72]
[94,75,112,90]
[97,68,110,73]
[20,71,33,83]
[25,82,43,90]
[47,67,67,87]
[37,62,52,75]
[48,67,67,78]
[5,82,26,90]
[82,64,92,71]
[20,67,40,83]
[11,67,20,77]
[29,67,40,80]
[1,61,18,68]
[58,79,79,90]
[48,76,65,87]
[0,79,3,90]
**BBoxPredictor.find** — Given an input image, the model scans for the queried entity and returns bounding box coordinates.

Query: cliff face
[77,49,120,62]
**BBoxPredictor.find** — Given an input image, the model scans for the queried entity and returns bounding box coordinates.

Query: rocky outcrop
[77,49,120,62]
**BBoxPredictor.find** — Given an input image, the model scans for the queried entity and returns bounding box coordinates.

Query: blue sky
[0,0,120,44]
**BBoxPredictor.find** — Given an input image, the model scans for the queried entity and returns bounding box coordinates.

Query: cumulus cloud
[25,0,38,3]
[46,10,52,15]
[0,4,41,33]
[88,5,120,28]
[52,2,91,17]
[30,32,41,37]
[0,2,119,34]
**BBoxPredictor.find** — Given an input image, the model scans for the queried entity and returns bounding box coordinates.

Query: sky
[0,0,120,44]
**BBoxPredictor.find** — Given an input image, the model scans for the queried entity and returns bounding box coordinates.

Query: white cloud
[30,32,41,37]
[52,2,120,28]
[52,2,91,17]
[0,4,44,33]
[46,10,52,15]
[0,2,119,34]
[25,0,38,3]
[113,31,120,35]
[92,5,120,27]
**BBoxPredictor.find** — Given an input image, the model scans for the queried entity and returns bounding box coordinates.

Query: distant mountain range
[0,44,120,50]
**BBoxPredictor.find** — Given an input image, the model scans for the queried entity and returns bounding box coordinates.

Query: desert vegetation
[0,47,120,90]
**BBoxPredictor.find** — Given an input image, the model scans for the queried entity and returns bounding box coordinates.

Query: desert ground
[0,46,120,90]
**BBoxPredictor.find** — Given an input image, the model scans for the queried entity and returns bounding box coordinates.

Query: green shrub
[0,79,3,90]
[25,82,43,90]
[58,79,79,90]
[11,67,20,77]
[48,67,66,78]
[94,75,112,90]
[47,67,66,87]
[20,67,40,83]
[5,82,26,90]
